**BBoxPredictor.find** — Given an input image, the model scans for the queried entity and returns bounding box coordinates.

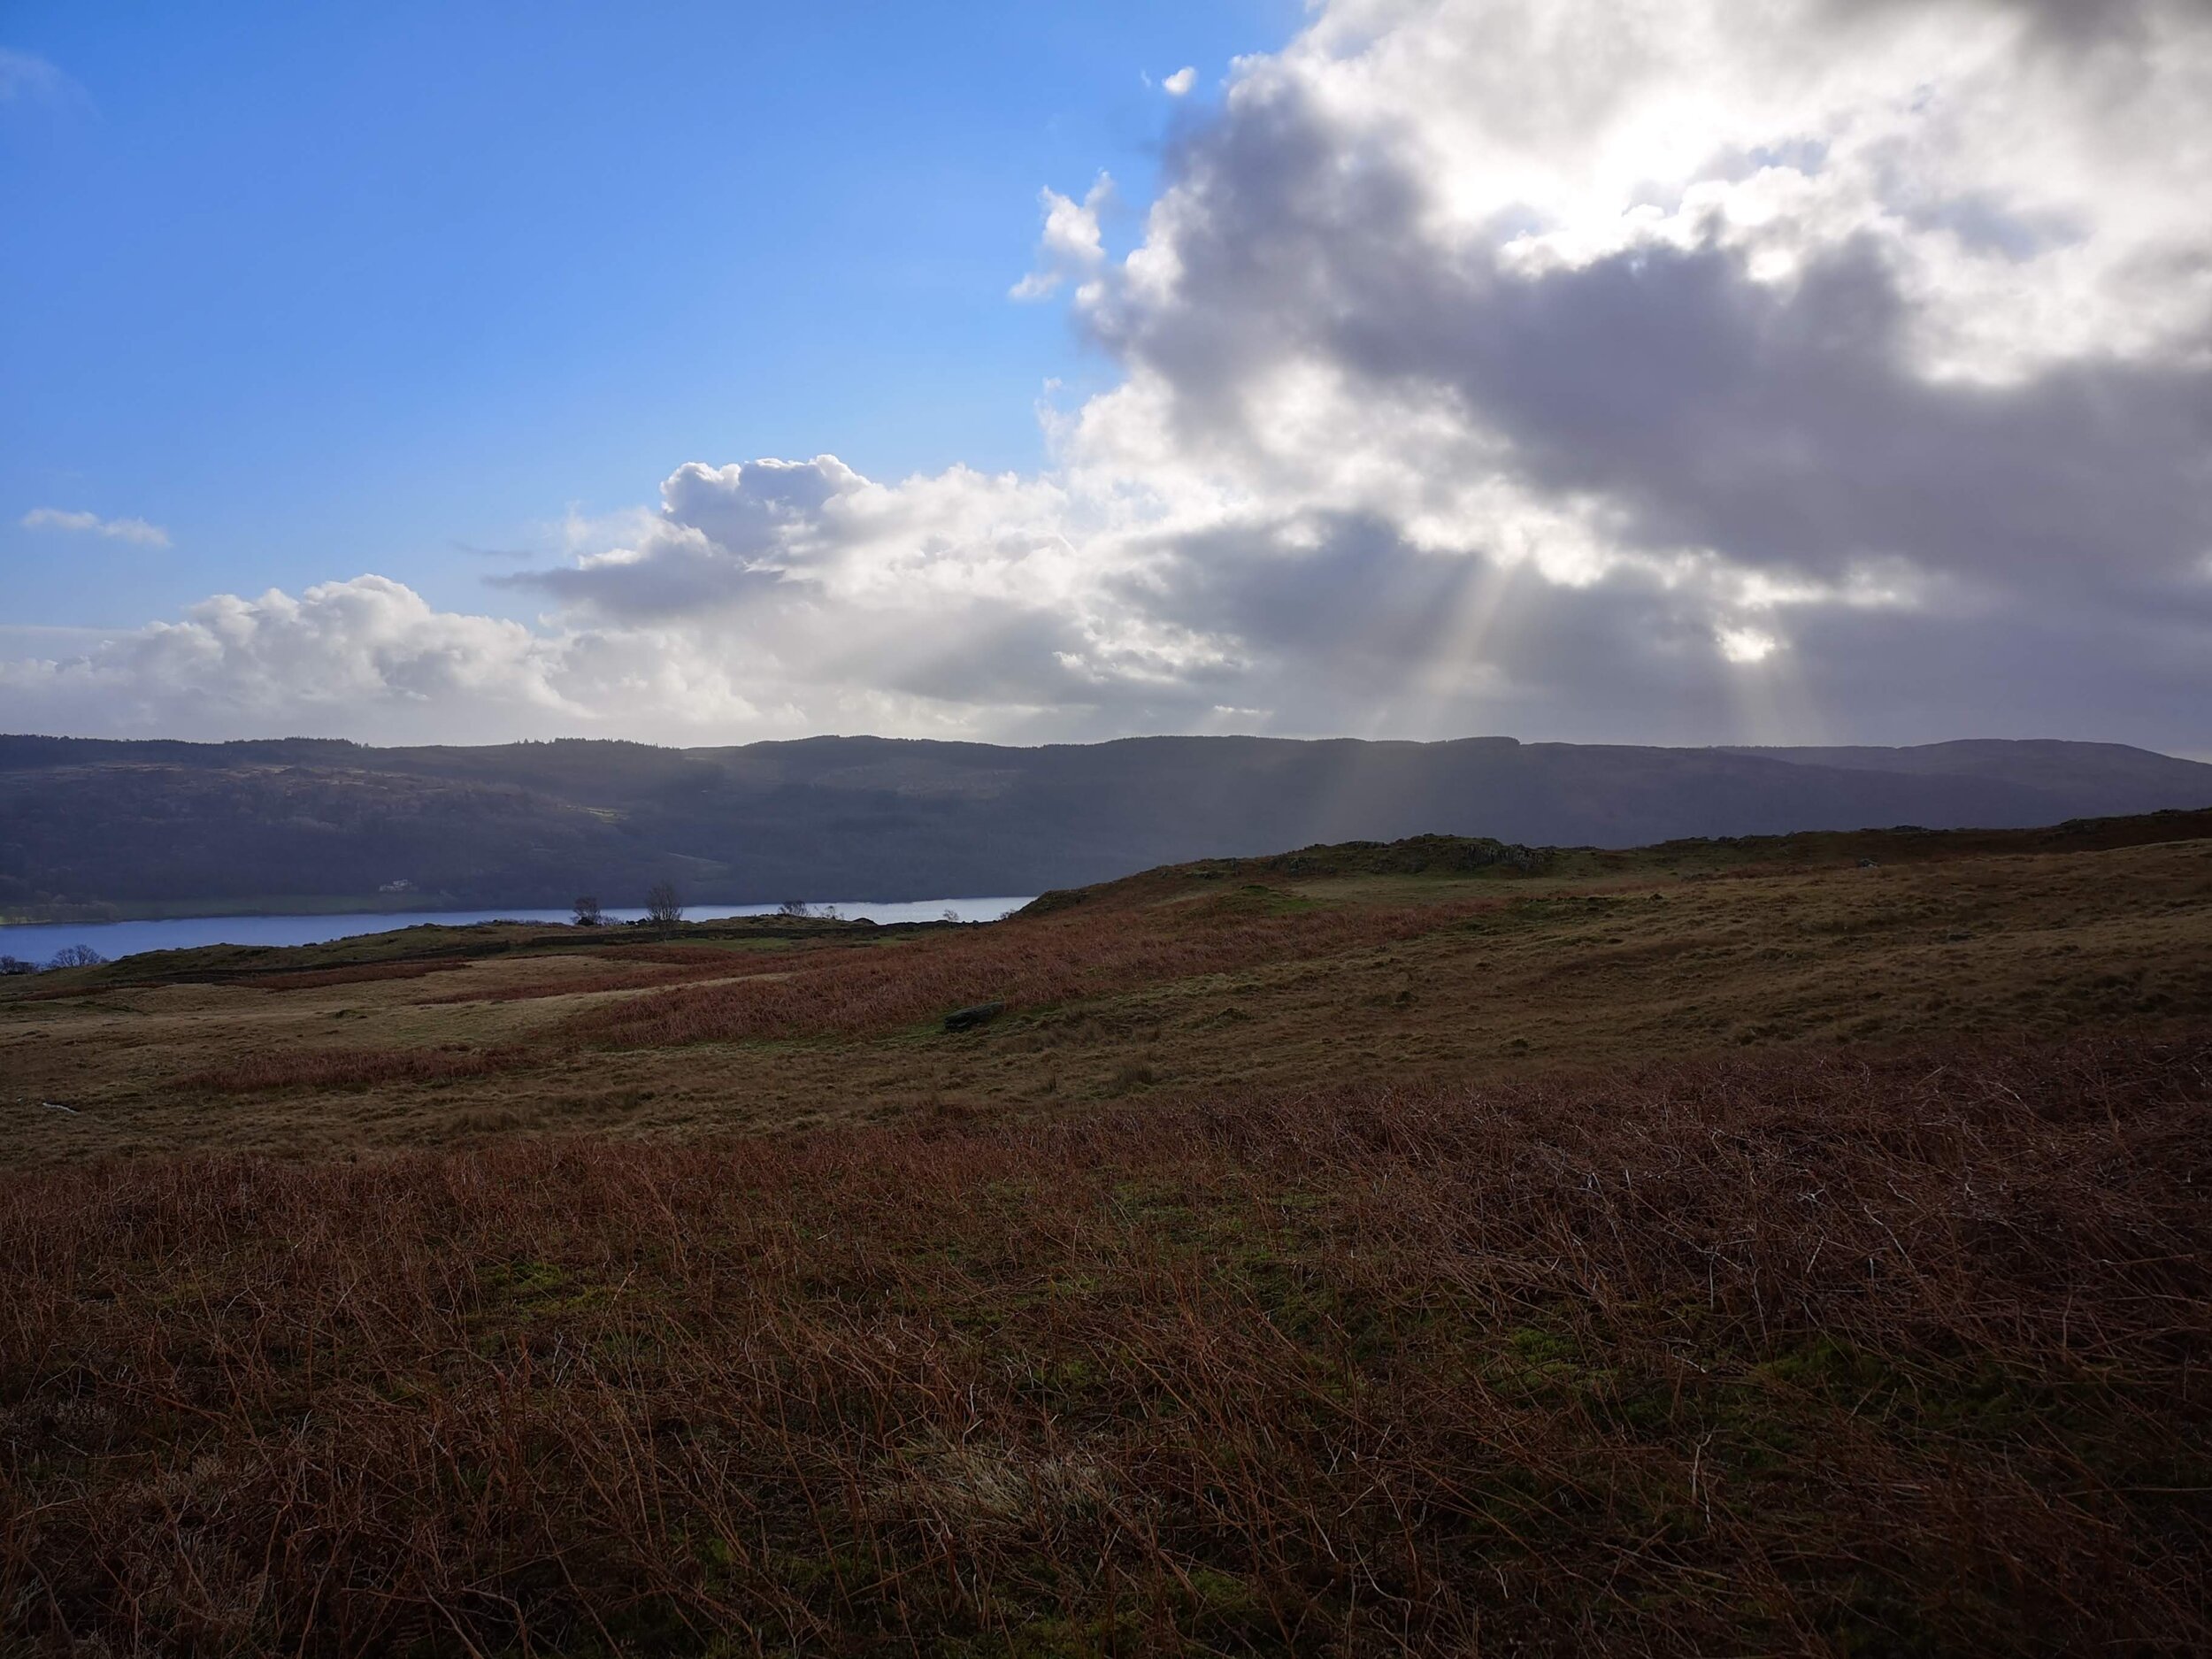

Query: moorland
[4,809,2209,1653]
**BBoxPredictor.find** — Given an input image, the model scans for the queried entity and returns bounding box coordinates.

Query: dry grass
[584,943,810,965]
[412,941,888,1007]
[8,831,2211,1162]
[4,1035,2206,1655]
[6,823,2212,1649]
[415,957,778,1006]
[563,890,1496,1048]
[246,958,475,993]
[180,1042,525,1093]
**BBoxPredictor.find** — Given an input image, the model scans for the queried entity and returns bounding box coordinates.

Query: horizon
[5,2,2209,755]
[6,727,2208,764]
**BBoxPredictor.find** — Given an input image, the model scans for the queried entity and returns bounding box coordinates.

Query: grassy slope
[7,810,2209,1162]
[3,812,2210,1654]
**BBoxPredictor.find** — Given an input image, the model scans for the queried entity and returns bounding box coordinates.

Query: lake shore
[0,897,1036,964]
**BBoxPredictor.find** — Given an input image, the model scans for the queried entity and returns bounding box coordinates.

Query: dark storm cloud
[1090,69,2212,603]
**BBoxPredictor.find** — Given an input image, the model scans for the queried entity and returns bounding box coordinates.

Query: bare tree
[644,881,684,927]
[776,899,813,918]
[47,944,105,970]
[572,895,605,927]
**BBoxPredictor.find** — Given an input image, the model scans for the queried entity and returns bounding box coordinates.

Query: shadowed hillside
[4,731,2210,918]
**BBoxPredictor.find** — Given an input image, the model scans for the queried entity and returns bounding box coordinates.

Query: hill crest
[4,731,2209,918]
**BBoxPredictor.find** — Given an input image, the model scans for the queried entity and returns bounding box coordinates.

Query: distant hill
[4,732,2210,917]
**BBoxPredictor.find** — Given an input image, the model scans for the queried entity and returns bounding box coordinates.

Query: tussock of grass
[5,1035,2207,1654]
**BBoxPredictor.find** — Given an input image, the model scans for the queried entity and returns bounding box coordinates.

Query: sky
[3,0,2208,756]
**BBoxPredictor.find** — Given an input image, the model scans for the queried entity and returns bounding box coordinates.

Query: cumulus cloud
[5,0,2210,752]
[0,576,793,746]
[20,508,171,547]
[1010,173,1113,300]
[1162,66,1197,97]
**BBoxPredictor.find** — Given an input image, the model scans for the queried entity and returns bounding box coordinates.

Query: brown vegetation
[180,1043,524,1093]
[5,817,2212,1652]
[562,891,1498,1048]
[4,1036,2206,1655]
[413,955,777,1006]
[245,958,475,993]
[7,825,2211,1164]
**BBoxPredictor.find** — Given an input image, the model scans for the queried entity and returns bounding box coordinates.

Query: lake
[0,897,1037,966]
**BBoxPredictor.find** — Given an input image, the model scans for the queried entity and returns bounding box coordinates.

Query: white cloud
[0,576,789,745]
[20,508,171,547]
[1163,65,1197,97]
[1010,173,1113,300]
[5,0,2210,753]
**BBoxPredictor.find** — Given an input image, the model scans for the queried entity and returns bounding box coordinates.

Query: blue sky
[3,1,2207,756]
[2,1,1291,629]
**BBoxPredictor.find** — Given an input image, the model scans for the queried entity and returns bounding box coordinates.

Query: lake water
[0,897,1037,966]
